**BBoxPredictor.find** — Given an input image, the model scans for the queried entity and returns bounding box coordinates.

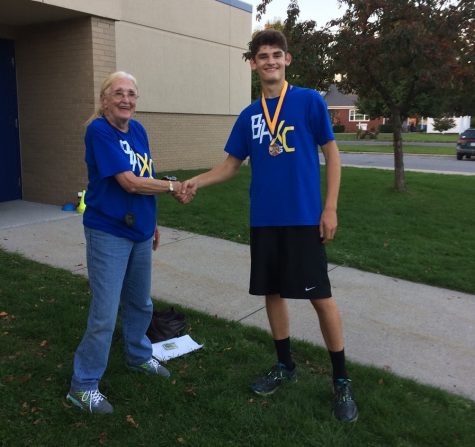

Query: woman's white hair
[85,71,138,125]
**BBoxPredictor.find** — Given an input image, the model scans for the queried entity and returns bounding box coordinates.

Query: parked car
[456,128,475,160]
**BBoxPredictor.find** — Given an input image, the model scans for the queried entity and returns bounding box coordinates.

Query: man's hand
[174,178,198,204]
[319,208,337,243]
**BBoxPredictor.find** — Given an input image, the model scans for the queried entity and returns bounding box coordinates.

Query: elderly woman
[67,71,181,414]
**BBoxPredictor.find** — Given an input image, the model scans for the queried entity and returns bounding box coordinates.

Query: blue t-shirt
[224,85,334,227]
[83,117,157,241]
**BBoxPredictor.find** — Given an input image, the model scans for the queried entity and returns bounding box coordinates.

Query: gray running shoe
[128,357,171,378]
[66,389,113,414]
[250,363,297,396]
[333,378,358,422]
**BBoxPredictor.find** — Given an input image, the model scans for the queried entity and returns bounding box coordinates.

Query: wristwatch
[161,175,177,193]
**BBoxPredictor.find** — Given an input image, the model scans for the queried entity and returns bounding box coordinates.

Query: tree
[441,0,475,117]
[330,0,473,191]
[256,0,474,192]
[282,17,332,92]
[247,3,332,100]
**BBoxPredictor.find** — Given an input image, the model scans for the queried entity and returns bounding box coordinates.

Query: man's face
[250,45,292,84]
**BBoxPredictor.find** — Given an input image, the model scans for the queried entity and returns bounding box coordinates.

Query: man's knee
[311,296,338,314]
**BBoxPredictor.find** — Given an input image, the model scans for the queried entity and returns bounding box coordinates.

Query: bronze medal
[269,144,282,156]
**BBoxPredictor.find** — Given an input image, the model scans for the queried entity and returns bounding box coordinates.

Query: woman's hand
[152,225,160,251]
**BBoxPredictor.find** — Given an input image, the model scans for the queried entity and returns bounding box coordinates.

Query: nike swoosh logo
[305,286,316,292]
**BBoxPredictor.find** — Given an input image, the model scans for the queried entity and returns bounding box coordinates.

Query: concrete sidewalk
[1,200,474,401]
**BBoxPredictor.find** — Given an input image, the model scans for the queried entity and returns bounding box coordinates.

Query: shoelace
[81,389,105,410]
[267,365,285,381]
[147,358,160,371]
[335,381,353,402]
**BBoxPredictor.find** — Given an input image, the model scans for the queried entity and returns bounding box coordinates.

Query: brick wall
[14,15,238,204]
[136,112,237,173]
[91,17,116,109]
[15,18,93,204]
[330,108,385,133]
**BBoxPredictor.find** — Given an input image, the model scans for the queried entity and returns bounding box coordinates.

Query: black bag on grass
[147,307,186,343]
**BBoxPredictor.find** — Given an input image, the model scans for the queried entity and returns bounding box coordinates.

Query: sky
[247,0,347,31]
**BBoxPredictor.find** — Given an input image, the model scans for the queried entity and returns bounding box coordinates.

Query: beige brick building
[0,0,252,205]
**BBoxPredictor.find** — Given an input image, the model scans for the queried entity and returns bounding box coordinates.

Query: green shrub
[379,123,393,133]
[332,124,345,133]
[356,128,379,139]
[433,116,456,133]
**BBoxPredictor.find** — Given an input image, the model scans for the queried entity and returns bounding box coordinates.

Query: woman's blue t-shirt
[224,86,334,227]
[83,117,157,241]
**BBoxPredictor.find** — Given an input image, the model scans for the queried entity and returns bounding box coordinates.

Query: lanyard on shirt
[261,81,288,156]
[102,116,151,228]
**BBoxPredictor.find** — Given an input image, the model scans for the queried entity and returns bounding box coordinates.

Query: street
[328,152,475,175]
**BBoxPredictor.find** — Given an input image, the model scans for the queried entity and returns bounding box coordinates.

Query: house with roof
[323,84,385,133]
[323,85,471,134]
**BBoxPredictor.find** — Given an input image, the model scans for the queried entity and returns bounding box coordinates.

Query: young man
[181,29,358,423]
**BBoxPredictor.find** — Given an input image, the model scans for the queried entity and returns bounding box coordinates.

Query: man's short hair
[249,29,288,60]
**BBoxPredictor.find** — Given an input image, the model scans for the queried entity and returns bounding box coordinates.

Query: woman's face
[102,77,138,127]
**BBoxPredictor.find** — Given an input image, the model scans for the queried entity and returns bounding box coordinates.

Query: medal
[261,81,288,156]
[269,143,283,156]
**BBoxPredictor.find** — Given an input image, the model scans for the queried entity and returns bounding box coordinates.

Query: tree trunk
[391,110,406,192]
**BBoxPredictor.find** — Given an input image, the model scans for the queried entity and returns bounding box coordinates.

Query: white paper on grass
[152,334,203,361]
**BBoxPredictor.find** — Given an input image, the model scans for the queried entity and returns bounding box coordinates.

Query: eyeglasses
[109,90,139,101]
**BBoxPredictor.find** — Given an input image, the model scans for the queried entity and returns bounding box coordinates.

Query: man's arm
[180,154,243,201]
[320,139,341,242]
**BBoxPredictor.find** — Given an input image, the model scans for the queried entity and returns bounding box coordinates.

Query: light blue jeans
[70,227,154,392]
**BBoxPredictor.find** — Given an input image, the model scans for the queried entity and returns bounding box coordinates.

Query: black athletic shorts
[249,226,332,299]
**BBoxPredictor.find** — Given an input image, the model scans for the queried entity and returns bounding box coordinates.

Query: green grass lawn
[338,144,453,155]
[336,133,458,143]
[157,166,475,295]
[1,251,474,446]
[1,163,474,445]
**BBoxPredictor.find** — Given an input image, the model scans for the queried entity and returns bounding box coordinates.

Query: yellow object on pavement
[77,190,86,214]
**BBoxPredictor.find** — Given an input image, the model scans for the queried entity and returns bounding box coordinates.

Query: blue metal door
[0,39,21,202]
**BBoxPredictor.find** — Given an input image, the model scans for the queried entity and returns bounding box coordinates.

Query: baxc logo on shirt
[250,114,295,152]
[251,113,272,144]
[119,140,153,177]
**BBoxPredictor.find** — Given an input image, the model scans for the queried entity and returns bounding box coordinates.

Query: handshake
[161,176,197,205]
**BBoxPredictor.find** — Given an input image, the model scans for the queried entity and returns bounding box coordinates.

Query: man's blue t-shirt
[224,85,334,227]
[83,117,157,241]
